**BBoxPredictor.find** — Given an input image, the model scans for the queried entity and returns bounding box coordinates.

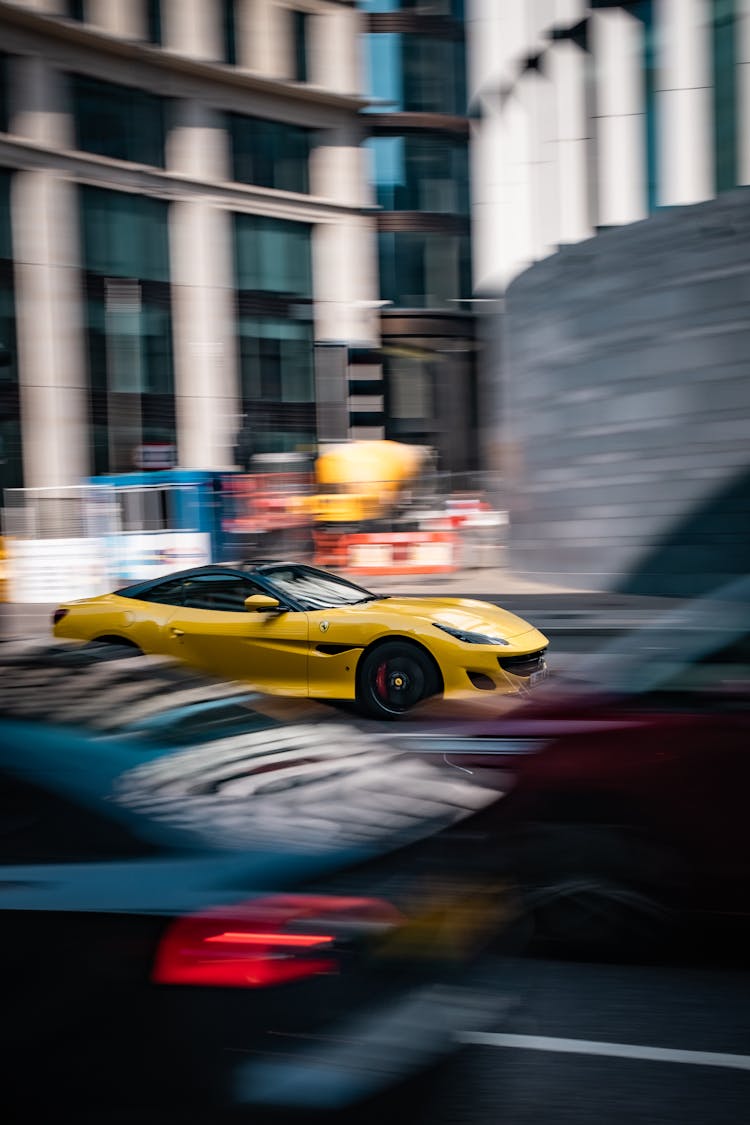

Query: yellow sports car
[52,562,549,719]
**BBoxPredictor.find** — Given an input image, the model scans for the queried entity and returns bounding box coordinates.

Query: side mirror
[244,593,281,612]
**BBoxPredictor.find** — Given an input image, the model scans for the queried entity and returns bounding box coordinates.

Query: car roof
[115,561,308,597]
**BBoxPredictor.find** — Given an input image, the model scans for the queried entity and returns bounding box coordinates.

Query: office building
[469,0,750,592]
[0,0,379,492]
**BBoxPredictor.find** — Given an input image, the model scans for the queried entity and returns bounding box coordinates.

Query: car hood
[359,596,545,644]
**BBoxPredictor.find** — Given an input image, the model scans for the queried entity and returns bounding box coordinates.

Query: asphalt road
[403,955,750,1125]
[3,596,747,1125]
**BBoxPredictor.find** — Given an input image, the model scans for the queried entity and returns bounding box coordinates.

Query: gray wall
[503,189,750,596]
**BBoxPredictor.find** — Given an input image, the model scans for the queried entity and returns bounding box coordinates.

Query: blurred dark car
[403,580,750,956]
[0,642,504,1123]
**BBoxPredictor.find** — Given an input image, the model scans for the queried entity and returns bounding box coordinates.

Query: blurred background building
[360,0,478,472]
[2,0,749,596]
[469,0,750,593]
[0,0,382,494]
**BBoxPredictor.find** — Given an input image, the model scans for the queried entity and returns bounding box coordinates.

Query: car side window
[0,772,156,864]
[180,575,265,612]
[138,578,187,606]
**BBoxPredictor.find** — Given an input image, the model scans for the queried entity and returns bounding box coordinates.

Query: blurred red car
[406,581,750,955]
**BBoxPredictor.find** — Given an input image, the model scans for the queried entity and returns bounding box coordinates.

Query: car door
[163,573,310,695]
[126,575,190,653]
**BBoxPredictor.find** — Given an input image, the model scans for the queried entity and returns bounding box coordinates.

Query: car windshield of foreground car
[258,564,387,610]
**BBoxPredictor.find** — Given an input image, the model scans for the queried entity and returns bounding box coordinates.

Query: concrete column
[469,107,505,292]
[169,203,240,470]
[501,89,534,286]
[8,56,88,488]
[86,0,147,39]
[8,54,74,150]
[161,0,221,62]
[523,69,557,262]
[592,8,648,227]
[310,124,379,344]
[11,170,90,487]
[549,38,593,245]
[308,5,362,96]
[739,0,750,183]
[242,0,289,78]
[311,215,380,346]
[166,103,238,469]
[166,100,231,182]
[656,0,713,205]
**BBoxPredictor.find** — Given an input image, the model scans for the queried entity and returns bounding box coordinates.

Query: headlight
[434,623,509,646]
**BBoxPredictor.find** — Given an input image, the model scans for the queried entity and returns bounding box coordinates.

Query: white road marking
[456,1032,750,1072]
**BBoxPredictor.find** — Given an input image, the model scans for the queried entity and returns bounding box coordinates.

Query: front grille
[497,649,547,678]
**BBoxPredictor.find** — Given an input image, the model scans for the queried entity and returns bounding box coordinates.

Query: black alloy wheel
[358,641,438,719]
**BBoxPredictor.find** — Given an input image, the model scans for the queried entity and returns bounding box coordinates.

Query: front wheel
[357,642,439,720]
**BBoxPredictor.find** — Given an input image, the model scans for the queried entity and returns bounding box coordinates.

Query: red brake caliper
[375,662,388,699]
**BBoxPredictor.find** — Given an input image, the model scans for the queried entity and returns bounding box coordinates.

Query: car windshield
[260,565,385,610]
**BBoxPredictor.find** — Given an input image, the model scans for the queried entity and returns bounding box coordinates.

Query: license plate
[529,664,548,687]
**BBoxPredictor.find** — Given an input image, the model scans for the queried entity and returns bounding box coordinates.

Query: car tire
[85,637,143,655]
[505,823,679,960]
[357,641,440,720]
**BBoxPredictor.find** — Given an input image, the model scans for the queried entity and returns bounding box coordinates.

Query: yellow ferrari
[52,562,549,719]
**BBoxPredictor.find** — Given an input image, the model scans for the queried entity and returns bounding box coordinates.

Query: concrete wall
[503,189,750,596]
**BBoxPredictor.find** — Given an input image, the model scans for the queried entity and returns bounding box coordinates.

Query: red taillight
[52,608,69,626]
[152,894,403,989]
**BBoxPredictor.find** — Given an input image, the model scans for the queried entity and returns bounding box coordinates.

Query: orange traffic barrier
[313,530,457,575]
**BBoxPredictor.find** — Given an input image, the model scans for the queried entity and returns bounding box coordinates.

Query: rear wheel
[357,642,439,720]
[86,636,143,654]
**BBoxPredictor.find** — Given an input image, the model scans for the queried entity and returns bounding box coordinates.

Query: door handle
[170,627,185,638]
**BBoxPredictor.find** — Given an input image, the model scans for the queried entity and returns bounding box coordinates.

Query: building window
[712,0,737,193]
[146,0,162,46]
[365,133,470,213]
[80,187,175,475]
[72,75,165,168]
[228,113,311,194]
[292,11,309,82]
[222,0,237,65]
[0,55,8,134]
[64,0,85,20]
[359,1,463,13]
[377,229,471,308]
[234,213,312,297]
[364,34,466,115]
[0,169,22,491]
[234,214,315,453]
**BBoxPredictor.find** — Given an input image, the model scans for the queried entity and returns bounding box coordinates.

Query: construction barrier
[313,530,457,575]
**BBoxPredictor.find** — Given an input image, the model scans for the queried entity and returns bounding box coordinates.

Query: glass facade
[72,75,165,168]
[293,11,309,82]
[364,34,466,114]
[146,0,162,46]
[234,214,315,453]
[80,187,175,474]
[366,133,469,212]
[377,230,471,307]
[712,0,738,193]
[64,0,85,20]
[0,170,21,491]
[359,1,463,14]
[228,114,311,194]
[222,0,238,66]
[0,53,8,134]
